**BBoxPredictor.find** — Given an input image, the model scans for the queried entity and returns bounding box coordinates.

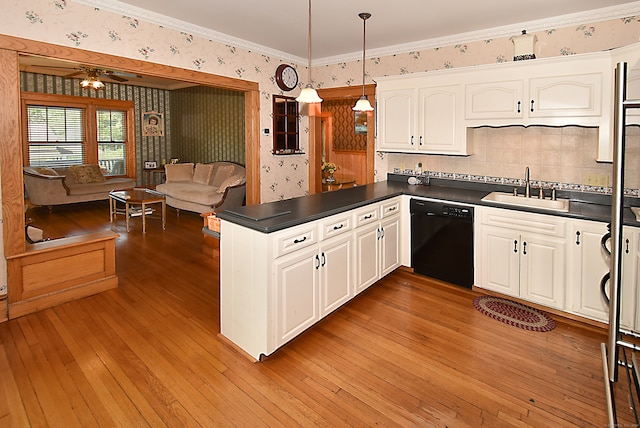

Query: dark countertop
[217,176,640,233]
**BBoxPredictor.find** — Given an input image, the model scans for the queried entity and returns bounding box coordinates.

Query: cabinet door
[417,85,466,155]
[377,89,416,151]
[567,220,610,322]
[528,73,602,118]
[319,234,353,316]
[380,216,400,277]
[274,247,319,345]
[354,222,380,294]
[465,80,524,120]
[478,225,520,297]
[519,233,566,309]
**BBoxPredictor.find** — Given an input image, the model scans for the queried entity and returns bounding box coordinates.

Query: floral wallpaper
[1,0,640,202]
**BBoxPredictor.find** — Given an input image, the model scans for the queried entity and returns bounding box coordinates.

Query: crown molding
[73,0,640,68]
[315,2,640,66]
[71,0,308,65]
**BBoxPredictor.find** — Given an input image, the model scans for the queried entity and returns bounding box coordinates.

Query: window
[272,95,301,155]
[26,105,85,168]
[22,93,134,176]
[97,109,127,175]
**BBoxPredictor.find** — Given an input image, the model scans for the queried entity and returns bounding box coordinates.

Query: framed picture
[142,111,164,136]
[144,161,158,169]
[354,111,368,135]
[170,158,179,164]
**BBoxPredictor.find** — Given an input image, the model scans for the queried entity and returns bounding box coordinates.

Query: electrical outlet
[584,173,608,187]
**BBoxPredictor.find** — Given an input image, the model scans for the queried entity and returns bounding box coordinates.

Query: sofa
[155,161,246,214]
[23,164,136,208]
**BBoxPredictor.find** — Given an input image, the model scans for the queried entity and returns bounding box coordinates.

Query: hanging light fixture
[296,0,322,104]
[80,69,105,90]
[353,12,373,112]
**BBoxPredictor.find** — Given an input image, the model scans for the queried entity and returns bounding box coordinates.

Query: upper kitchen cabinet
[377,75,469,156]
[466,72,603,121]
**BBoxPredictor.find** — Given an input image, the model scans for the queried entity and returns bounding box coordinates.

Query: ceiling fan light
[80,69,104,90]
[352,96,374,112]
[296,84,323,104]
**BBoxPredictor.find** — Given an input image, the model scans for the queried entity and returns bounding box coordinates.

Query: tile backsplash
[385,125,640,198]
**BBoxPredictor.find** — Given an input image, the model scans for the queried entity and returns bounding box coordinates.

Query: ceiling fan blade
[101,72,127,82]
[63,70,84,79]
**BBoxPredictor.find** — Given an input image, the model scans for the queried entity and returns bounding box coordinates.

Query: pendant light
[353,12,373,112]
[296,0,322,104]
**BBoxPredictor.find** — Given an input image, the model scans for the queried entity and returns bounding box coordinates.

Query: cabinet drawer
[319,213,352,240]
[273,224,317,258]
[354,205,379,227]
[480,206,565,237]
[380,198,401,218]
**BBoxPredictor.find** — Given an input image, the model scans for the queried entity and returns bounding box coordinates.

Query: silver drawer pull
[293,236,307,244]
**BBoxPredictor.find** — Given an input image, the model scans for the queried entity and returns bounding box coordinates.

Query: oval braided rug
[473,295,556,332]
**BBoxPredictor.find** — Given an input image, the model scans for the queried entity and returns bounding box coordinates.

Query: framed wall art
[142,111,164,137]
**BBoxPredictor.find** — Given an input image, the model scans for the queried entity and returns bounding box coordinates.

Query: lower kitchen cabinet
[274,246,320,344]
[354,198,401,294]
[566,219,638,329]
[220,197,401,360]
[476,206,566,310]
[274,232,353,345]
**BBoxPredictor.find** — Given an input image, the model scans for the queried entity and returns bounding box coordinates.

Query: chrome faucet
[524,166,531,198]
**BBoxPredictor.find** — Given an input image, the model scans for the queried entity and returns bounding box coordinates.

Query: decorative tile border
[393,169,638,198]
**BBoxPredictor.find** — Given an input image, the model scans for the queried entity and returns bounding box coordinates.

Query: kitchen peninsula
[217,175,636,360]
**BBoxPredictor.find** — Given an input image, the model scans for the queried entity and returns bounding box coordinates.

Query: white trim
[73,0,640,67]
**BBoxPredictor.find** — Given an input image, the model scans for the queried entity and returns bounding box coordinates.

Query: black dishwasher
[410,199,474,288]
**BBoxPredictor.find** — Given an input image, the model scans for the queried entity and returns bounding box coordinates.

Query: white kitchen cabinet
[319,233,353,316]
[465,80,523,120]
[220,197,403,360]
[566,219,635,328]
[354,197,401,294]
[475,206,566,309]
[274,246,320,344]
[417,85,466,155]
[377,89,416,151]
[466,73,602,121]
[377,77,469,155]
[274,231,354,346]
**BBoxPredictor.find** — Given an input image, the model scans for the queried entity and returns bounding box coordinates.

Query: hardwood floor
[0,201,631,426]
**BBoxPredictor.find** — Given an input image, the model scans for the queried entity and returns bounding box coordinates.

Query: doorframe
[0,34,261,260]
[310,84,376,194]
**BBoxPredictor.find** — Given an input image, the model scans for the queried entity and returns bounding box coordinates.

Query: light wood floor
[0,201,632,427]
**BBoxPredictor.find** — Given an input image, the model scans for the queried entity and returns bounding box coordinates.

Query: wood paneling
[6,231,118,318]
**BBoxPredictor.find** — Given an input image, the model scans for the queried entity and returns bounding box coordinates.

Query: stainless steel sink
[481,191,570,212]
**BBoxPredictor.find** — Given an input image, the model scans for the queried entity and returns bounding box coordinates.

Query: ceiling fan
[63,66,140,83]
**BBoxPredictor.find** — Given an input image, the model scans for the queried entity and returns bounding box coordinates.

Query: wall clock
[275,64,298,91]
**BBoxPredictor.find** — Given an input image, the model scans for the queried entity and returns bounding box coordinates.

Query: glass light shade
[296,85,323,103]
[81,77,105,90]
[352,96,373,112]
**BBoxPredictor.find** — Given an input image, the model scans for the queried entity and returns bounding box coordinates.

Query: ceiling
[77,0,640,63]
[21,0,640,89]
